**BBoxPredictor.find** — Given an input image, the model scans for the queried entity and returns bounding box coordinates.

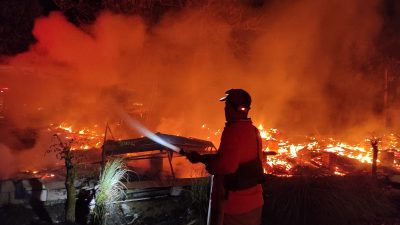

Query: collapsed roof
[103,132,216,156]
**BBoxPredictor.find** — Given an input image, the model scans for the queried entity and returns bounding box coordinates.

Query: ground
[1,175,400,225]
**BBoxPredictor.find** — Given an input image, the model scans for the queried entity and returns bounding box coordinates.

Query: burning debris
[1,1,400,225]
[0,0,399,184]
[257,125,400,177]
[48,122,104,150]
[10,120,399,181]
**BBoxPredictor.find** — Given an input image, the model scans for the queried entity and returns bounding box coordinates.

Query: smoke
[0,144,17,179]
[0,0,392,176]
[0,129,61,179]
[248,0,383,136]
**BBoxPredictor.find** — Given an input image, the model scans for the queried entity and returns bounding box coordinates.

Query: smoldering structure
[0,0,399,181]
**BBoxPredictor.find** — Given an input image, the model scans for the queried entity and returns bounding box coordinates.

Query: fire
[258,124,399,176]
[258,124,271,140]
[41,120,399,177]
[19,170,57,180]
[58,123,73,133]
[200,123,400,176]
[49,122,104,150]
[333,167,346,176]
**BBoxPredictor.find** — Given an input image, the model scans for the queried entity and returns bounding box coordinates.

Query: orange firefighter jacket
[207,119,264,215]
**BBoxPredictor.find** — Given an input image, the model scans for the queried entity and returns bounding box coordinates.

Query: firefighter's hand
[205,163,214,174]
[186,151,202,163]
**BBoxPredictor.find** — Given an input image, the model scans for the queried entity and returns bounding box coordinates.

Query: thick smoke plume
[0,0,392,177]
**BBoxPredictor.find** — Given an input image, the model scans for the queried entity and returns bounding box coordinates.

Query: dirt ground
[1,175,400,225]
[0,186,206,225]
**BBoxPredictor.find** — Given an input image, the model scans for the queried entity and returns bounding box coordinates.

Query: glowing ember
[40,121,400,177]
[258,125,400,176]
[201,123,400,176]
[49,122,104,150]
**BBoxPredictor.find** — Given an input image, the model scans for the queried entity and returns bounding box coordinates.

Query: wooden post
[101,123,114,173]
[371,139,379,178]
[166,151,176,180]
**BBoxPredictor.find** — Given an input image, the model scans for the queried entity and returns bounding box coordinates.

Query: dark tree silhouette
[47,134,77,223]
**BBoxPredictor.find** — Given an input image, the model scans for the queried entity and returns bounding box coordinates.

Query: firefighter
[187,89,264,225]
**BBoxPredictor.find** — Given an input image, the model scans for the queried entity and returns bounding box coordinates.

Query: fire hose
[116,107,215,224]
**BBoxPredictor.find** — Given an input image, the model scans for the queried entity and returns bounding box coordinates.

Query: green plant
[190,175,211,225]
[93,158,128,225]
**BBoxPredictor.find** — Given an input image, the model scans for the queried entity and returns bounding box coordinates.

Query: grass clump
[263,175,397,225]
[189,175,211,225]
[93,159,128,225]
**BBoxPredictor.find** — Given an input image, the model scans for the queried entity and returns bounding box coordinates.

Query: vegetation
[47,134,77,223]
[189,176,211,225]
[262,175,397,225]
[93,158,128,225]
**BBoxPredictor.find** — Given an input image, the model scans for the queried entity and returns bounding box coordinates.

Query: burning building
[0,0,399,181]
[1,1,400,224]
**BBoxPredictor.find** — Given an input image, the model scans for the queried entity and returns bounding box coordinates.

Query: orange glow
[1,3,400,179]
[257,123,400,176]
[50,122,104,151]
[41,121,400,177]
